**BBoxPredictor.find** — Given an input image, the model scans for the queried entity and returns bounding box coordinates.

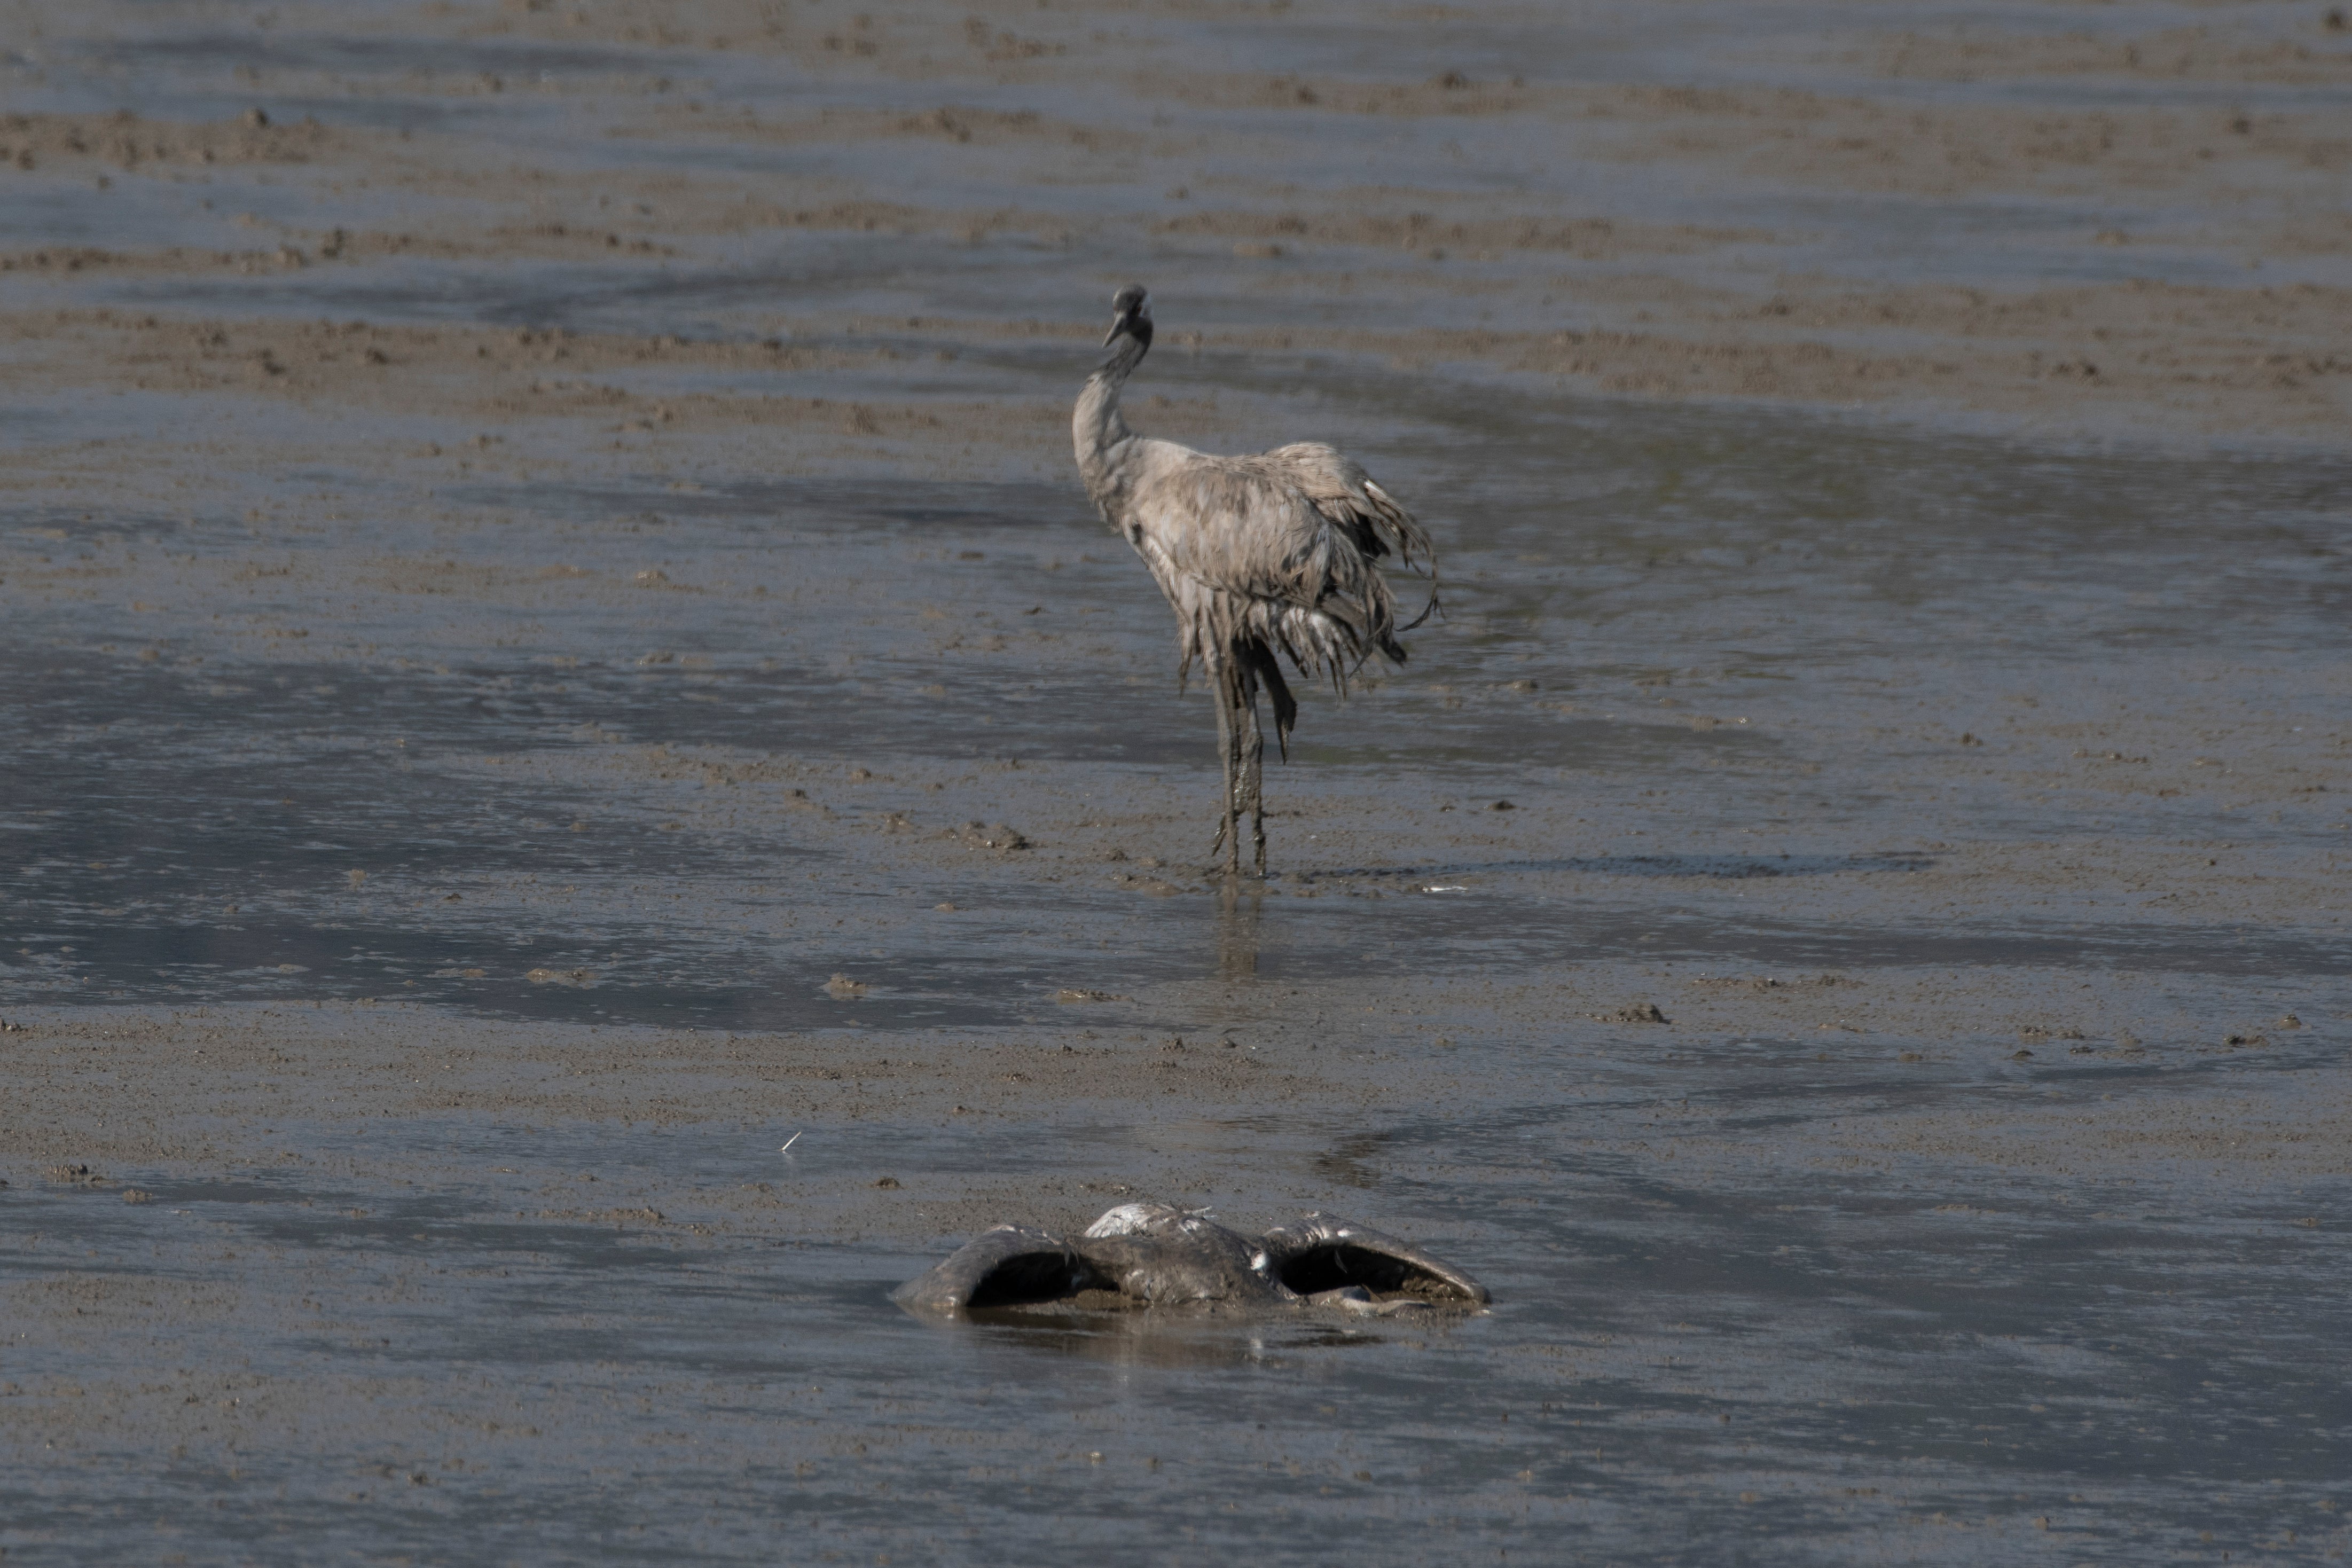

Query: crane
[1072,284,1436,876]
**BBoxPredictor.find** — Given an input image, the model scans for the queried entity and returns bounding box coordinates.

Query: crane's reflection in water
[1216,882,1263,983]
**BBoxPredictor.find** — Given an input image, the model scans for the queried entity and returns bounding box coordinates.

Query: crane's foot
[1206,838,1253,880]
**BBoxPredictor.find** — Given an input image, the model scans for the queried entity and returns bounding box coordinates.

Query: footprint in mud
[948,821,1030,851]
[1689,974,1857,992]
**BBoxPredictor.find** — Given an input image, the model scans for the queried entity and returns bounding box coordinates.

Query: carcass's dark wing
[891,1226,1102,1314]
[1259,1212,1489,1305]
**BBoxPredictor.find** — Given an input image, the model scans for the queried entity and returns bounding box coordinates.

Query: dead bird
[893,1201,1487,1317]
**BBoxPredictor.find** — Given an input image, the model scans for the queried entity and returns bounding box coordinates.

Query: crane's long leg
[1209,661,1240,875]
[1234,642,1290,877]
[1238,674,1267,876]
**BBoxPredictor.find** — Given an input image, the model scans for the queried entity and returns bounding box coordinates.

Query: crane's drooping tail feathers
[1243,442,1438,661]
[1370,480,1444,636]
[1237,642,1298,757]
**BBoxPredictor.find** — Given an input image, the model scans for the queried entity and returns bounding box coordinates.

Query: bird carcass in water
[892,1202,1488,1317]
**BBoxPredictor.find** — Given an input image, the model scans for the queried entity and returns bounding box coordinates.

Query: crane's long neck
[1074,324,1150,506]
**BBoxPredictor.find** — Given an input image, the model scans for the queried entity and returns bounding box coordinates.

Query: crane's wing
[1254,442,1433,577]
[1258,1212,1490,1304]
[1121,440,1431,691]
[1256,443,1440,644]
[891,1225,1104,1313]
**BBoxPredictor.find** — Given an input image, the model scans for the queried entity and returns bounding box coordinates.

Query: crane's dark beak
[1098,288,1151,360]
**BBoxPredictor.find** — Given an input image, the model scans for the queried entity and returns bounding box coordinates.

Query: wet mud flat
[4,0,2352,1562]
[7,1006,2352,1563]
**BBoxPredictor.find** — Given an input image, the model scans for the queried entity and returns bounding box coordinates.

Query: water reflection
[1215,883,1263,982]
[953,1305,1461,1370]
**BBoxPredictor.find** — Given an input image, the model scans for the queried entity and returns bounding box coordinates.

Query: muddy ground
[2,0,2349,1562]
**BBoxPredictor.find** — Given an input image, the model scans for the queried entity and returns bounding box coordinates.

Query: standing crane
[1073,284,1436,876]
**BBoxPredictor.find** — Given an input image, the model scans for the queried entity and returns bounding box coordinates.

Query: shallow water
[6,1068,2349,1564]
[7,394,2348,1026]
[9,396,2351,1559]
[8,390,2350,1558]
[5,0,2352,1561]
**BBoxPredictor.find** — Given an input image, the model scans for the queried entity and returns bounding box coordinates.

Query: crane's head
[1104,284,1151,348]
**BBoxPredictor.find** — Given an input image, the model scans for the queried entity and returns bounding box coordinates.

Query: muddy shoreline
[5,0,2350,1561]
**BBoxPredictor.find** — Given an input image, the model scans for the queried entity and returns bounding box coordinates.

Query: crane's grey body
[1073,285,1434,875]
[892,1201,1488,1317]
